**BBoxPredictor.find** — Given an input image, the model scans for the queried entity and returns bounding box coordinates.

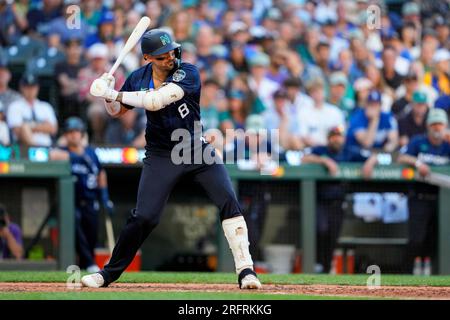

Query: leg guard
[222,215,254,274]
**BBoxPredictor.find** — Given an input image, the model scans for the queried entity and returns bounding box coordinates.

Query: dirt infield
[2,282,450,299]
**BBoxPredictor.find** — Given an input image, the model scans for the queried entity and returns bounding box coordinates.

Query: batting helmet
[141,29,181,60]
[64,117,86,133]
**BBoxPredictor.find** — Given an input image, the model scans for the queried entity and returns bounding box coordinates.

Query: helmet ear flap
[174,47,182,68]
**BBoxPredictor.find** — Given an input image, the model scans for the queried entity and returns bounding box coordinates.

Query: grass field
[1,272,450,300]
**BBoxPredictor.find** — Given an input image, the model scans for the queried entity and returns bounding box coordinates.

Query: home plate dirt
[2,282,450,299]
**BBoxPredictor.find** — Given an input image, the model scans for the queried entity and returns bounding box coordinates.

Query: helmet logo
[160,34,171,46]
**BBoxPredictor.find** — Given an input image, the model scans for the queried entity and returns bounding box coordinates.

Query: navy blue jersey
[120,62,202,154]
[64,147,102,202]
[308,144,370,163]
[400,134,450,165]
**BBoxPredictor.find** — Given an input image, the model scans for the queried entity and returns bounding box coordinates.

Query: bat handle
[108,62,120,77]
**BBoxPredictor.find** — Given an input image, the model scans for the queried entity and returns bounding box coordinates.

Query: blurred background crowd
[0,0,449,164]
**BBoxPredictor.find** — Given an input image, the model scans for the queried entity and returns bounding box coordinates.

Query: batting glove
[100,73,116,89]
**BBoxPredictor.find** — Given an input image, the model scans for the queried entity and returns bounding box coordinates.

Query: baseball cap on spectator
[402,2,420,16]
[264,7,283,21]
[229,21,248,35]
[87,43,109,59]
[433,49,450,63]
[246,114,265,132]
[328,125,345,138]
[211,45,229,61]
[228,90,245,100]
[353,78,373,91]
[381,28,399,40]
[249,26,274,40]
[321,17,337,27]
[305,77,324,92]
[182,42,197,55]
[412,90,427,104]
[99,11,115,25]
[329,72,348,87]
[20,73,39,86]
[348,29,364,41]
[273,89,288,100]
[248,52,270,67]
[367,90,382,104]
[433,15,447,28]
[427,108,448,126]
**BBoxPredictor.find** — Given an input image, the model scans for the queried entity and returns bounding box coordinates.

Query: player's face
[65,130,83,147]
[150,50,176,71]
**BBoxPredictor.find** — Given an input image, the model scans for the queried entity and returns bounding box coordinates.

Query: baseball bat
[90,16,150,97]
[105,215,115,255]
[108,16,151,76]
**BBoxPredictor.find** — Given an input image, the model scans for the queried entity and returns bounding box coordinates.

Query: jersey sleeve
[167,64,200,95]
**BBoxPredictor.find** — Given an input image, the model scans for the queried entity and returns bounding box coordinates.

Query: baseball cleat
[238,268,262,290]
[81,273,105,288]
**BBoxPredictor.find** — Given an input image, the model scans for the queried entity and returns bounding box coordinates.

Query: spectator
[85,11,119,49]
[398,90,429,147]
[200,78,223,132]
[104,109,145,147]
[381,45,405,91]
[262,88,301,152]
[26,0,62,35]
[423,49,450,96]
[346,90,398,152]
[0,101,9,146]
[46,2,90,44]
[0,56,21,115]
[433,16,449,50]
[298,77,345,147]
[365,63,394,111]
[327,71,355,120]
[55,37,86,124]
[78,43,125,143]
[6,74,58,147]
[397,108,450,274]
[0,203,23,259]
[247,52,280,113]
[0,0,27,46]
[301,125,373,273]
[391,69,419,119]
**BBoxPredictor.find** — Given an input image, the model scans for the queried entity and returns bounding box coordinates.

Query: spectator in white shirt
[298,77,345,147]
[0,101,9,146]
[6,74,57,147]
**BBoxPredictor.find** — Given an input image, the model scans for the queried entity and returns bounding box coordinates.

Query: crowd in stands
[0,0,449,168]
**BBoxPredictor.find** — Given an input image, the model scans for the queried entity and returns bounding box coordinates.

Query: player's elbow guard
[143,83,185,111]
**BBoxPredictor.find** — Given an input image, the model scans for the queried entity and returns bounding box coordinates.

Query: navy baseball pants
[101,149,242,285]
[75,200,99,269]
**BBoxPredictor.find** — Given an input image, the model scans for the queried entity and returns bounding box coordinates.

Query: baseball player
[81,29,261,289]
[50,117,114,272]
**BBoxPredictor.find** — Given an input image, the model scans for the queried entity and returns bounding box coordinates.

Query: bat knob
[90,78,108,97]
